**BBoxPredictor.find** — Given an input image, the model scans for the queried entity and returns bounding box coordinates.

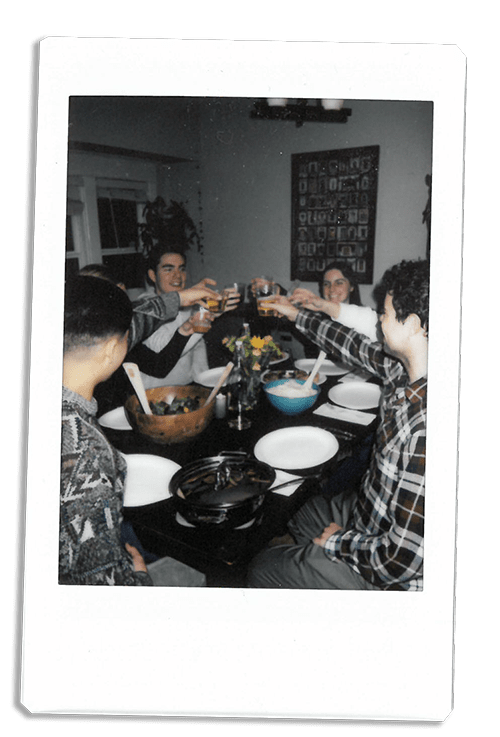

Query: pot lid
[169,452,276,508]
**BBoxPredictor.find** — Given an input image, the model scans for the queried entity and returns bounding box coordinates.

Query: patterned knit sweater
[59,291,181,585]
[60,387,152,585]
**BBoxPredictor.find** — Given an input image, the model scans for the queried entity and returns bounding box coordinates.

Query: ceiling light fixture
[251,99,351,127]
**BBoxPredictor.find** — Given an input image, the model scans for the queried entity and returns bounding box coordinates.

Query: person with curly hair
[247,259,429,591]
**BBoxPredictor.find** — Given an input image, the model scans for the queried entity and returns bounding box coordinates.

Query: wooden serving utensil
[123,362,153,415]
[302,350,327,392]
[203,362,234,407]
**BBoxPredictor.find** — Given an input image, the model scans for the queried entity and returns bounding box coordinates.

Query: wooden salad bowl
[124,385,215,445]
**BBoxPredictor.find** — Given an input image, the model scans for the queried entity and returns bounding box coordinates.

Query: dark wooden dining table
[101,341,379,587]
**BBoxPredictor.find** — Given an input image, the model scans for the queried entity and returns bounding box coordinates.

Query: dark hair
[379,259,430,333]
[63,275,132,354]
[320,261,362,306]
[79,262,123,287]
[146,243,187,276]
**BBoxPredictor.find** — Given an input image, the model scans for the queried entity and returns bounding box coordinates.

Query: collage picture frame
[291,145,380,283]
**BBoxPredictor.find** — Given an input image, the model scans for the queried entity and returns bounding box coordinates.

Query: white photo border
[22,39,465,720]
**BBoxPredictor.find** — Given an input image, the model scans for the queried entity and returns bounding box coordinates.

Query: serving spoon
[302,350,327,392]
[203,361,234,407]
[123,362,153,415]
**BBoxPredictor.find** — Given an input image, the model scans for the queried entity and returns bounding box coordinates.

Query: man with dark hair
[129,246,219,387]
[78,262,126,291]
[60,275,218,586]
[247,259,429,591]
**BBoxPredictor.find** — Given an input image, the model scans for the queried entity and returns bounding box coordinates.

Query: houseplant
[138,196,202,258]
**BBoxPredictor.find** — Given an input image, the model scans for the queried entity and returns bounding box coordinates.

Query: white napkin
[338,369,372,383]
[270,470,304,497]
[313,402,376,425]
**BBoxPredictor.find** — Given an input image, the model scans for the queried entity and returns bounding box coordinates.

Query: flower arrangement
[222,333,284,417]
[222,334,284,373]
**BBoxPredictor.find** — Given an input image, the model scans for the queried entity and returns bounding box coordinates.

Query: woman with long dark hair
[292,261,378,341]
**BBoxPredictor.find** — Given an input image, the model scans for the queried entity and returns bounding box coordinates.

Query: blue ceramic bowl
[263,379,320,416]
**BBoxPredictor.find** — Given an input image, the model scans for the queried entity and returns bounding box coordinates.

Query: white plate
[254,426,339,470]
[261,369,326,386]
[195,366,233,388]
[98,406,132,431]
[338,369,372,383]
[269,351,289,366]
[295,358,349,376]
[122,454,181,507]
[328,381,382,410]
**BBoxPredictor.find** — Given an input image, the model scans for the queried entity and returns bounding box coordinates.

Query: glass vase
[227,365,262,429]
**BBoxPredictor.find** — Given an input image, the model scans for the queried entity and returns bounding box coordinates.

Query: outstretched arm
[290,288,340,319]
[128,282,223,350]
[126,328,191,378]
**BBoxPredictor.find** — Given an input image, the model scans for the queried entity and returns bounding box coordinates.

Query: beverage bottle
[227,340,251,430]
[239,322,251,338]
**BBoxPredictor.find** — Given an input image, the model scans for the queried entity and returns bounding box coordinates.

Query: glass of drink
[205,290,223,314]
[250,275,273,298]
[256,281,279,317]
[191,305,212,333]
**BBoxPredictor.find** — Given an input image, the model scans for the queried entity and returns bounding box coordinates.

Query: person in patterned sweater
[60,275,218,586]
[247,259,429,591]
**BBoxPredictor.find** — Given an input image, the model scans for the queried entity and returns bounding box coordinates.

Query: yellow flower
[252,348,262,357]
[253,362,261,371]
[263,335,273,343]
[250,336,265,350]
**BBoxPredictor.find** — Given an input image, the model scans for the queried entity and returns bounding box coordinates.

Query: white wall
[67,97,433,306]
[192,98,433,307]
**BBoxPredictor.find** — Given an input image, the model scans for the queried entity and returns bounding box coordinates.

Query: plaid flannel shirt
[295,310,426,591]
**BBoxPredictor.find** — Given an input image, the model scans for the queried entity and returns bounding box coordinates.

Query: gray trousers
[148,556,206,587]
[247,491,379,590]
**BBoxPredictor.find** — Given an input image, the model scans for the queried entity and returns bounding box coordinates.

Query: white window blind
[96,178,148,202]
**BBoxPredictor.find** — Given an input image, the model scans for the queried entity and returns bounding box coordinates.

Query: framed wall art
[291,145,380,284]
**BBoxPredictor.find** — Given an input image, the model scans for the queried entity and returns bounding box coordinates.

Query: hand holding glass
[250,276,273,298]
[191,305,212,333]
[222,285,241,312]
[257,282,280,316]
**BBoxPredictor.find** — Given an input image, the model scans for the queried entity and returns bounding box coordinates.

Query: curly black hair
[378,259,430,333]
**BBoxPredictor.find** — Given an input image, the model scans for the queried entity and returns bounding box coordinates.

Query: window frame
[66,152,158,272]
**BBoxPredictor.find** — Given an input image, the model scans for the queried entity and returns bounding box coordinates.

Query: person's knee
[246,551,275,588]
[246,545,301,588]
[288,494,333,542]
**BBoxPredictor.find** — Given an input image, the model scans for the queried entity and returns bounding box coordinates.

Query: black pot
[168,451,276,528]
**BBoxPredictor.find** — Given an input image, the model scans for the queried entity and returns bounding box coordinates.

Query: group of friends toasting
[61,237,428,590]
